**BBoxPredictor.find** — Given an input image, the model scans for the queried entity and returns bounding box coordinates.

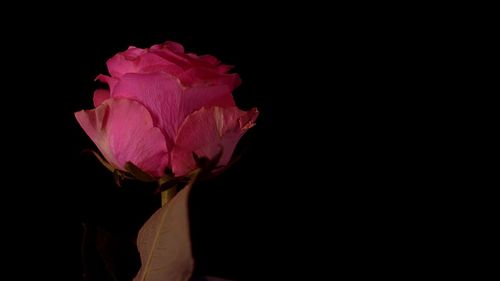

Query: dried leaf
[133,179,196,281]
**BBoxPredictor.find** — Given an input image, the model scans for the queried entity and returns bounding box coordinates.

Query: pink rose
[75,41,258,178]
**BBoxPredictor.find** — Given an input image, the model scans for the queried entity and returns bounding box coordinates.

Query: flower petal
[109,72,183,149]
[75,98,169,177]
[178,67,241,90]
[171,107,259,176]
[151,41,185,53]
[181,84,236,116]
[105,47,145,77]
[93,89,110,107]
[197,54,219,65]
[107,50,183,78]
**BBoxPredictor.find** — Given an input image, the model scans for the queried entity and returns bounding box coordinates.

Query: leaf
[85,149,116,173]
[133,176,197,281]
[125,161,156,182]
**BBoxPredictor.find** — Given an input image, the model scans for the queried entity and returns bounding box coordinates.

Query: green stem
[161,186,177,207]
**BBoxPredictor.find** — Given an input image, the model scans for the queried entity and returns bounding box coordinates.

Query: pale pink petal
[75,98,169,177]
[110,72,184,148]
[171,107,259,176]
[93,89,110,107]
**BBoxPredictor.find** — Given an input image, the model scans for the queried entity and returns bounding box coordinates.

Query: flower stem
[161,186,177,207]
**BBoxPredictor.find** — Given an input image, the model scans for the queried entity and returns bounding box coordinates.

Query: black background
[1,5,437,280]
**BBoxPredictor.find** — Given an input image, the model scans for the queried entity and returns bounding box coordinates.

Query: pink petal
[75,98,169,177]
[181,84,236,115]
[149,48,193,70]
[109,72,184,148]
[171,107,259,176]
[107,50,184,78]
[105,47,146,77]
[105,41,238,86]
[150,44,223,71]
[216,64,234,74]
[138,61,184,76]
[124,46,147,57]
[93,89,110,107]
[151,41,185,53]
[178,67,241,90]
[96,74,119,92]
[198,54,220,65]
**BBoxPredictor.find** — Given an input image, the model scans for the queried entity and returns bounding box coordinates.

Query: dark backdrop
[1,6,434,280]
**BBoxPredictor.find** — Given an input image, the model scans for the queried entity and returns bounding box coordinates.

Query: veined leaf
[133,173,199,281]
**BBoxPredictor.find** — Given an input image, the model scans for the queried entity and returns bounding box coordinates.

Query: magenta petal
[75,98,169,177]
[178,67,241,90]
[110,72,184,148]
[216,64,234,74]
[155,41,185,53]
[107,55,138,77]
[96,74,119,92]
[171,107,259,176]
[181,84,236,117]
[198,54,219,65]
[93,89,110,107]
[149,48,192,69]
[107,50,183,78]
[106,46,147,77]
[138,60,184,76]
[96,74,111,83]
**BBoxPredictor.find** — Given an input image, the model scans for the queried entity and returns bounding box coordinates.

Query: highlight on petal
[93,89,110,107]
[75,98,169,177]
[171,106,259,176]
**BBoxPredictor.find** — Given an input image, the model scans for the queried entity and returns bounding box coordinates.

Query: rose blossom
[75,41,258,178]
